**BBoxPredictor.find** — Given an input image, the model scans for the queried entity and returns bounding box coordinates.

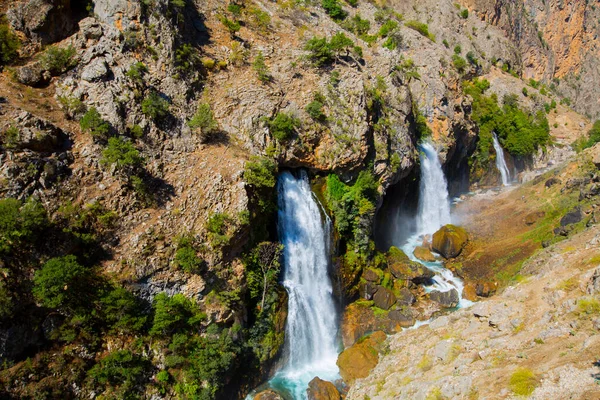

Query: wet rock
[396,287,416,306]
[363,268,381,283]
[429,289,459,308]
[432,225,468,259]
[388,307,415,327]
[462,282,478,301]
[373,286,397,310]
[358,281,377,300]
[560,207,583,226]
[387,247,435,282]
[307,377,341,400]
[336,331,386,383]
[254,389,283,400]
[413,246,436,262]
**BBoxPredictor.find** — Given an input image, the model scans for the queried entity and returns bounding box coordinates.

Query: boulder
[14,62,51,87]
[358,281,377,300]
[336,331,386,383]
[254,390,283,400]
[545,177,561,188]
[413,246,436,262]
[432,225,468,259]
[7,0,77,44]
[7,112,68,152]
[429,289,459,308]
[81,57,109,82]
[373,286,397,310]
[388,307,415,327]
[363,268,381,283]
[462,283,478,301]
[307,377,341,400]
[387,247,435,282]
[396,287,415,306]
[475,282,498,297]
[560,207,583,227]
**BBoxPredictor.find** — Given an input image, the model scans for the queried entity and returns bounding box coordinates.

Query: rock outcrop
[307,377,341,400]
[337,331,387,383]
[432,224,468,259]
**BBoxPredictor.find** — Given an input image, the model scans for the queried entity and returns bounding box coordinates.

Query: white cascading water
[492,132,511,186]
[269,170,340,399]
[401,142,472,309]
[416,142,452,236]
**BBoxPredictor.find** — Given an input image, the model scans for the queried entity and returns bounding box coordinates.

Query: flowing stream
[269,170,340,399]
[401,142,472,309]
[492,132,511,186]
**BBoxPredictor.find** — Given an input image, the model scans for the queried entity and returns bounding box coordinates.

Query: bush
[0,198,47,254]
[188,103,218,141]
[86,350,150,398]
[522,87,529,97]
[404,20,435,41]
[322,0,347,20]
[99,287,147,334]
[58,95,86,119]
[466,51,478,65]
[252,51,271,83]
[249,7,271,31]
[452,54,467,73]
[40,45,77,75]
[125,62,148,85]
[0,19,20,65]
[220,15,241,33]
[141,91,169,120]
[267,112,299,141]
[576,120,600,150]
[509,368,538,396]
[101,137,144,172]
[80,107,110,138]
[460,9,469,19]
[344,14,370,35]
[175,44,200,73]
[244,156,277,189]
[306,99,327,121]
[33,255,89,310]
[379,19,398,37]
[454,45,462,54]
[150,293,205,336]
[304,36,334,66]
[207,212,232,248]
[2,125,19,149]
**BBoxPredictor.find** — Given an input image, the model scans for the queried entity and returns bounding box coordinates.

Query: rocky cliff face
[460,0,600,120]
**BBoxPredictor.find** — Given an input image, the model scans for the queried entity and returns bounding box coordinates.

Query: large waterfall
[492,132,511,186]
[401,142,472,309]
[270,170,340,399]
[416,142,452,236]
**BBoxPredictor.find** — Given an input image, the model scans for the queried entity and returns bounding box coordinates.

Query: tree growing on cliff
[0,18,20,65]
[247,242,283,312]
[252,51,271,83]
[33,255,89,311]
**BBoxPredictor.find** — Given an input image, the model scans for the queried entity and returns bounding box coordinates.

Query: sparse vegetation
[101,137,144,173]
[253,51,271,83]
[266,112,300,141]
[404,20,435,42]
[509,368,538,396]
[188,103,219,142]
[80,107,110,139]
[40,45,77,75]
[0,18,20,65]
[141,91,170,121]
[322,0,347,20]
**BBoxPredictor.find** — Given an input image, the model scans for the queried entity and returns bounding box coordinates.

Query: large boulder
[387,247,435,282]
[307,377,341,400]
[432,225,468,259]
[372,286,397,310]
[388,307,415,327]
[7,0,77,44]
[14,61,51,87]
[413,246,436,262]
[560,207,583,227]
[429,289,460,308]
[3,112,69,153]
[396,287,416,306]
[254,390,283,400]
[337,331,386,383]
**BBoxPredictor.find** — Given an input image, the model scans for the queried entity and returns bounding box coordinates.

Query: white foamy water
[492,132,511,186]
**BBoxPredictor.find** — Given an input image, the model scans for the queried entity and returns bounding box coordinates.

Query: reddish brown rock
[373,286,397,310]
[307,377,341,400]
[432,225,469,259]
[337,331,386,383]
[254,389,283,400]
[413,246,436,262]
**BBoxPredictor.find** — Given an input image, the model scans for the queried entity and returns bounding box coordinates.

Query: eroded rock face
[336,331,386,383]
[7,0,78,44]
[432,225,468,259]
[307,377,341,400]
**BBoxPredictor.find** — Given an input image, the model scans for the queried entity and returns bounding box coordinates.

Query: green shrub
[306,99,327,121]
[129,124,144,138]
[404,20,435,41]
[99,287,147,334]
[0,18,20,65]
[345,0,358,6]
[452,54,467,73]
[86,350,150,397]
[509,368,538,396]
[395,58,420,82]
[227,3,242,15]
[141,91,169,120]
[322,0,347,20]
[188,103,218,141]
[442,39,449,48]
[33,255,89,310]
[57,95,86,119]
[2,125,19,149]
[305,36,334,66]
[101,137,144,172]
[579,120,600,149]
[175,44,200,73]
[454,45,462,54]
[244,156,277,189]
[219,15,241,33]
[125,62,148,84]
[40,45,77,75]
[460,9,469,19]
[150,293,205,336]
[466,51,478,65]
[252,51,271,83]
[207,212,232,248]
[344,14,370,35]
[522,87,529,97]
[80,107,110,138]
[249,7,271,31]
[0,198,47,254]
[267,112,299,141]
[379,19,398,37]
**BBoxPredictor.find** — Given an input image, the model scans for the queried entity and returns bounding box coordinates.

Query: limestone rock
[432,225,468,259]
[7,0,77,44]
[429,289,459,308]
[254,389,283,400]
[14,62,51,87]
[413,246,436,262]
[307,377,341,400]
[81,58,109,82]
[560,207,583,227]
[337,331,386,383]
[387,247,435,282]
[372,286,397,310]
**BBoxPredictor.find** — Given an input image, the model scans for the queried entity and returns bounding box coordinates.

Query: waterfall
[416,142,452,236]
[270,170,339,399]
[492,132,511,186]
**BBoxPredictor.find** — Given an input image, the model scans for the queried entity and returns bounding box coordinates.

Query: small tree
[304,36,334,67]
[188,103,218,142]
[252,51,271,83]
[322,0,347,20]
[80,107,110,138]
[0,198,47,254]
[141,91,170,121]
[125,62,148,85]
[247,242,283,311]
[0,18,20,65]
[101,137,144,173]
[33,255,88,310]
[267,112,299,141]
[40,45,77,75]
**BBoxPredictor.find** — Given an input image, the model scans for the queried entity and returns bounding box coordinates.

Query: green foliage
[460,9,469,19]
[509,368,538,396]
[0,198,47,254]
[99,287,147,334]
[33,255,89,310]
[170,0,186,8]
[125,62,148,85]
[0,281,13,319]
[249,7,271,31]
[452,54,467,73]
[80,107,110,139]
[246,242,283,312]
[252,51,271,83]
[150,293,205,336]
[244,156,277,189]
[207,212,232,248]
[227,3,242,15]
[188,103,219,141]
[575,120,600,150]
[304,36,334,66]
[86,350,150,398]
[141,91,170,120]
[57,95,86,119]
[322,0,347,20]
[101,137,144,172]
[454,44,462,54]
[306,97,327,121]
[404,20,435,41]
[343,14,370,35]
[413,104,432,141]
[175,44,200,73]
[464,79,550,157]
[219,15,241,33]
[379,19,398,37]
[442,39,449,48]
[174,246,203,274]
[522,86,529,97]
[466,51,478,65]
[40,45,77,75]
[2,125,19,149]
[395,58,420,82]
[267,112,299,141]
[0,18,20,65]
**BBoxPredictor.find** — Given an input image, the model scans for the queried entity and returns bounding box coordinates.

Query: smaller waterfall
[492,132,511,186]
[416,142,452,236]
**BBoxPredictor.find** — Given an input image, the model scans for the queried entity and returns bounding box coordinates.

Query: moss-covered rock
[336,331,386,383]
[387,247,435,282]
[432,225,468,259]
